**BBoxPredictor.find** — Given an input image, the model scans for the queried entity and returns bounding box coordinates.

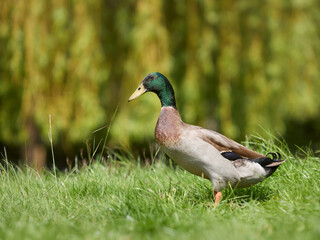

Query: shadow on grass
[223,185,274,205]
[173,178,275,207]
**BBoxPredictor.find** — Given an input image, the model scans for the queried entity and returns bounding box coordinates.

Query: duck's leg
[213,191,222,207]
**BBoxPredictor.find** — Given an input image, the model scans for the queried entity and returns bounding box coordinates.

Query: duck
[128,72,286,207]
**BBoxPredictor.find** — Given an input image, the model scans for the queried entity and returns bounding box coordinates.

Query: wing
[195,127,265,159]
[194,126,286,166]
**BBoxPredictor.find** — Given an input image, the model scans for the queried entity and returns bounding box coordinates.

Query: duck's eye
[138,87,141,90]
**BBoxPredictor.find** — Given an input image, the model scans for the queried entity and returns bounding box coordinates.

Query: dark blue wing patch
[221,151,242,161]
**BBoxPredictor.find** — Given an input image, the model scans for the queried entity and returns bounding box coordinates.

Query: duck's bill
[128,84,147,102]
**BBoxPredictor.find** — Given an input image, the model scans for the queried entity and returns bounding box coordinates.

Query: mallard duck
[128,72,285,207]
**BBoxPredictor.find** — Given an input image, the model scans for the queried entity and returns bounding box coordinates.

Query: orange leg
[213,191,222,207]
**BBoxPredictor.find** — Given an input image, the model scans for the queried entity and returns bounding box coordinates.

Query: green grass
[0,137,320,240]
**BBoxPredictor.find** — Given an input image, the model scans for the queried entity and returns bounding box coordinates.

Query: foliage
[0,138,319,239]
[0,0,107,145]
[0,0,320,160]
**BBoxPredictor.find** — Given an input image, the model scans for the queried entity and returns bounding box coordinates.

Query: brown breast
[155,107,183,148]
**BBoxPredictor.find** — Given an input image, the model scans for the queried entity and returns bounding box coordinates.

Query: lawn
[0,137,319,240]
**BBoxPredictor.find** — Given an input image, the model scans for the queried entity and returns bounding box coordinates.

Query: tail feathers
[232,152,286,187]
[265,159,286,167]
[251,152,286,168]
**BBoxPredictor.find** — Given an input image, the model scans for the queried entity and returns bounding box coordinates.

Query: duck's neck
[156,85,177,109]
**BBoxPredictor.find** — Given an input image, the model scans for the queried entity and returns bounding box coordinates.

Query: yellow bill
[128,84,147,102]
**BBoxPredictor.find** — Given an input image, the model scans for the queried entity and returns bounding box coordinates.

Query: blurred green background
[0,0,319,169]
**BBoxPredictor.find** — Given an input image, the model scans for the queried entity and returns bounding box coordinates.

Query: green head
[128,72,177,108]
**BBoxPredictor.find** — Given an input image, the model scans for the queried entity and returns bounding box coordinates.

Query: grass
[0,136,320,240]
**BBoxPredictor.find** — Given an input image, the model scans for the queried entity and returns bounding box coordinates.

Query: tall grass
[0,136,319,240]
